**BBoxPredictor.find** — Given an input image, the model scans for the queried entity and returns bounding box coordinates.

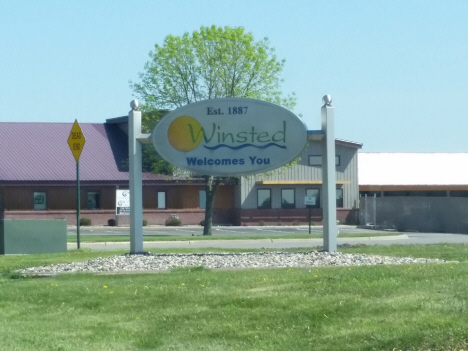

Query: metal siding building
[358,153,468,233]
[236,138,362,225]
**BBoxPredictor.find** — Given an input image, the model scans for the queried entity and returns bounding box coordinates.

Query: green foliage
[143,219,148,227]
[141,109,168,133]
[140,110,175,174]
[79,217,92,226]
[165,217,182,226]
[142,144,174,174]
[120,137,175,175]
[258,220,266,226]
[258,197,271,209]
[107,218,116,226]
[131,25,295,111]
[281,199,295,209]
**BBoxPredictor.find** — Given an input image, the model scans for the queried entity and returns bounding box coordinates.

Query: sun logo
[167,116,203,152]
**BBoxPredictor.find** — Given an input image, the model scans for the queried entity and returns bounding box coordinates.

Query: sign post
[129,101,144,254]
[67,120,86,249]
[304,195,316,234]
[321,95,337,252]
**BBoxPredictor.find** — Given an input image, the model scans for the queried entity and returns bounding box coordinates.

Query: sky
[1,0,468,152]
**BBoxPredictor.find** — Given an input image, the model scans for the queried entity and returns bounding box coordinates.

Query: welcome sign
[152,98,308,176]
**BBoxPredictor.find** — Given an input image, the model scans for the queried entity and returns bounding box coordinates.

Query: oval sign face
[152,98,307,176]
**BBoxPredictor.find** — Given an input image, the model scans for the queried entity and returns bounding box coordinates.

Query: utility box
[0,219,67,255]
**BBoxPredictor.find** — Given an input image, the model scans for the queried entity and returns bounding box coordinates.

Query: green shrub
[165,217,182,226]
[292,220,300,226]
[143,219,148,226]
[258,220,266,226]
[107,218,116,226]
[345,216,358,225]
[199,219,205,226]
[80,217,92,226]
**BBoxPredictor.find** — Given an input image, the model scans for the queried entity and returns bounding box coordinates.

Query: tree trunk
[203,175,221,235]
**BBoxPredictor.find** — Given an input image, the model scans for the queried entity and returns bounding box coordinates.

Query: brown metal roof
[0,122,170,183]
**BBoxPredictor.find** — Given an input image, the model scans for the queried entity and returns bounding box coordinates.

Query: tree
[131,25,295,235]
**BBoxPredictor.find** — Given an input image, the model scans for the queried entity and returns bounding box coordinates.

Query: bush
[165,217,182,226]
[107,218,116,226]
[143,219,148,226]
[199,219,205,226]
[258,220,266,226]
[80,217,92,226]
[292,220,300,226]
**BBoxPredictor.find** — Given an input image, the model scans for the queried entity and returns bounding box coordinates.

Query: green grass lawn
[1,244,467,350]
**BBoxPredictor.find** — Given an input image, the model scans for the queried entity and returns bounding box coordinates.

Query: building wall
[143,184,234,210]
[0,184,234,210]
[237,141,360,208]
[0,185,118,211]
[360,185,468,198]
[234,141,360,225]
[238,208,358,226]
[360,196,468,233]
[2,208,238,226]
[0,183,236,226]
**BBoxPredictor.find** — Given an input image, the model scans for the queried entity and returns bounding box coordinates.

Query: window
[34,192,47,210]
[199,190,206,209]
[360,191,381,197]
[383,191,409,197]
[305,188,320,208]
[87,192,100,209]
[281,189,295,209]
[308,155,340,166]
[384,190,448,197]
[450,191,468,198]
[257,189,271,209]
[336,188,343,208]
[157,191,166,209]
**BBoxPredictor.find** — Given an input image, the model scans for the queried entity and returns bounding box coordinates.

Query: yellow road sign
[68,120,86,162]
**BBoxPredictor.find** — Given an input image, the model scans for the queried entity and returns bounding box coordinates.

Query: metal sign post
[67,120,86,249]
[76,162,81,248]
[304,195,316,234]
[129,102,143,254]
[321,95,337,252]
[126,100,152,254]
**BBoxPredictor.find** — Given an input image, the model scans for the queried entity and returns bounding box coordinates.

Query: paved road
[67,225,468,251]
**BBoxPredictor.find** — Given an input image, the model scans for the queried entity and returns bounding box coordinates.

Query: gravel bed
[18,251,449,276]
